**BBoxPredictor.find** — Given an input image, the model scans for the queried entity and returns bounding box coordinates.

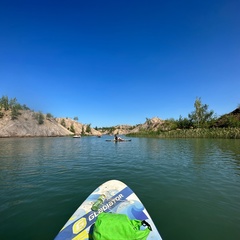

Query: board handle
[142,220,152,231]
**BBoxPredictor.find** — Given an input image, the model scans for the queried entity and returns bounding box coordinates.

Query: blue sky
[1,0,239,127]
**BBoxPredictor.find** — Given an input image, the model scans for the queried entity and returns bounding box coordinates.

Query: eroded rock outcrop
[0,110,101,137]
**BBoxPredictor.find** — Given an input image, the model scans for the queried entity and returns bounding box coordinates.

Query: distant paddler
[114,134,124,141]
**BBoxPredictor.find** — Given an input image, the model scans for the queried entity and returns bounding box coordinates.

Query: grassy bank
[127,128,240,139]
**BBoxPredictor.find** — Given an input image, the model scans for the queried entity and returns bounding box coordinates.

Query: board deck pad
[54,179,162,240]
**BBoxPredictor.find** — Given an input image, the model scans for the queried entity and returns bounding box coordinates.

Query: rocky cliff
[55,117,101,136]
[130,117,164,133]
[98,117,165,135]
[0,110,101,137]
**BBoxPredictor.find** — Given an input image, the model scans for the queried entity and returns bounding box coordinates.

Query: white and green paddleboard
[54,179,162,240]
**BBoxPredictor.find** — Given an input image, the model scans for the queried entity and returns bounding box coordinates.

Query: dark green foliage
[9,98,22,111]
[11,105,21,120]
[61,119,66,127]
[162,118,178,131]
[22,104,30,110]
[177,116,193,129]
[0,95,30,120]
[226,115,240,127]
[0,96,10,110]
[86,124,91,133]
[35,112,45,124]
[128,99,239,139]
[127,128,240,139]
[82,125,85,135]
[217,115,240,128]
[188,97,214,128]
[213,107,240,128]
[46,113,53,119]
[38,112,45,124]
[70,123,75,133]
[1,95,239,138]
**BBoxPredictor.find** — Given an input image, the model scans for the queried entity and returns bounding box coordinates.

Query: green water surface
[0,136,239,240]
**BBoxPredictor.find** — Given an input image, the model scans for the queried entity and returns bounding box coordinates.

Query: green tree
[188,97,214,128]
[9,98,17,109]
[70,123,75,133]
[0,96,9,110]
[163,118,178,131]
[11,106,21,120]
[86,124,91,133]
[22,104,30,110]
[46,113,53,119]
[35,112,44,124]
[61,119,66,127]
[221,115,240,128]
[177,115,193,129]
[74,116,78,121]
[82,125,85,135]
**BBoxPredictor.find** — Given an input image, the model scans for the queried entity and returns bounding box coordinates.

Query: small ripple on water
[0,137,240,240]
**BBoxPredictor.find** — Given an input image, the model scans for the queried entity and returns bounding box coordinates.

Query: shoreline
[127,127,240,139]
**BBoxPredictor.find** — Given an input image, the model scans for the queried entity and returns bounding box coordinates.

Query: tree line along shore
[127,127,240,139]
[126,98,240,139]
[1,95,240,139]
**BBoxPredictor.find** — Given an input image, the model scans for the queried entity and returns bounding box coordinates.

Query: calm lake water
[0,136,240,240]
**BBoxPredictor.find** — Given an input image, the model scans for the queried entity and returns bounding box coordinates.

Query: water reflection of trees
[214,139,240,173]
[139,138,240,176]
[191,139,240,175]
